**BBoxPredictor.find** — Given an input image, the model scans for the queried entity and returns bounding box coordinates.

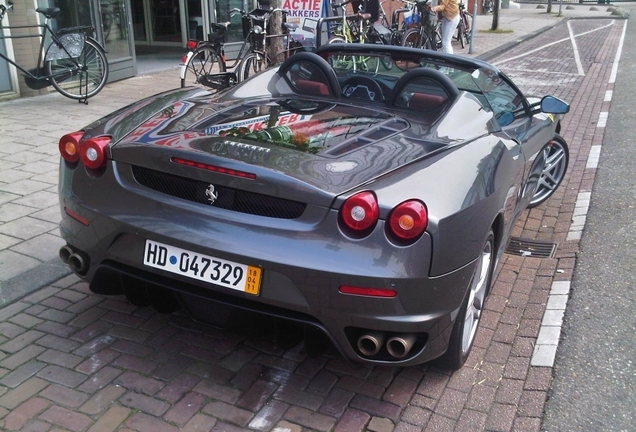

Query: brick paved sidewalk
[0,4,628,432]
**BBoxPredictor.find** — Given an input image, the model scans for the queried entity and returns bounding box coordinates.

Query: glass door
[100,0,137,80]
[132,0,185,46]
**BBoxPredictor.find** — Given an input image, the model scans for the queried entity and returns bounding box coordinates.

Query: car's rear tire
[435,229,495,370]
[528,135,569,208]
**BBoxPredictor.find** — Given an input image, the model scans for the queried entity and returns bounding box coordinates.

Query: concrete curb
[0,259,72,308]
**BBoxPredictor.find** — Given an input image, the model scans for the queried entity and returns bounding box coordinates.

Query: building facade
[0,0,251,99]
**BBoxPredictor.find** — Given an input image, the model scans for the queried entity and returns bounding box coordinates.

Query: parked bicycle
[180,8,300,91]
[327,0,391,71]
[0,2,109,102]
[361,0,399,47]
[454,2,471,49]
[401,0,441,51]
[376,0,417,46]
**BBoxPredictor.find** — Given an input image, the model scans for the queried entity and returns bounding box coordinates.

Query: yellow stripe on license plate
[143,240,262,295]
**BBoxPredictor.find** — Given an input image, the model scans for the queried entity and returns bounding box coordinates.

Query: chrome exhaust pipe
[357,331,385,356]
[59,245,74,264]
[386,334,417,359]
[68,251,89,274]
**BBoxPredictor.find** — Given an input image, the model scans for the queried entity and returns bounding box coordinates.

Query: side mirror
[541,96,569,114]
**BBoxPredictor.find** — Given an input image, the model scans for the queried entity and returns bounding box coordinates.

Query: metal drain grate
[505,237,558,258]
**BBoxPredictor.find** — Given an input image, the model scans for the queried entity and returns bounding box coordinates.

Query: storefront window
[37,0,93,31]
[216,0,245,43]
[102,0,133,60]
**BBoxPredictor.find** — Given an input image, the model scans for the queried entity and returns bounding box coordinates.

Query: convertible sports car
[57,44,569,369]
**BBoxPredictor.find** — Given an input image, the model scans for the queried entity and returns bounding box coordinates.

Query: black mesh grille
[132,166,306,219]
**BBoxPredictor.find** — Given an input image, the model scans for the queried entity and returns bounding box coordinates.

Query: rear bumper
[59,160,477,366]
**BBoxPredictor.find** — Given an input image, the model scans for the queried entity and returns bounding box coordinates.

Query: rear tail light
[186,40,198,50]
[388,200,428,240]
[340,191,379,232]
[80,136,111,170]
[59,132,84,163]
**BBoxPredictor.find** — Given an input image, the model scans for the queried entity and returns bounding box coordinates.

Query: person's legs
[440,14,460,54]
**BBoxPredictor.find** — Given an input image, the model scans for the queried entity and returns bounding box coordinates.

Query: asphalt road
[541,5,636,432]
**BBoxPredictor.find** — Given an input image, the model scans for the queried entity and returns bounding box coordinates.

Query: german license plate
[143,240,262,295]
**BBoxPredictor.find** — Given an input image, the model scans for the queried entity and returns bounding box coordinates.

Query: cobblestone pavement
[0,4,631,432]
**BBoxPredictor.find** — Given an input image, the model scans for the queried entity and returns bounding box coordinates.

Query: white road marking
[567,21,585,76]
[597,112,608,128]
[531,281,571,367]
[605,90,613,102]
[609,20,628,84]
[586,145,602,169]
[494,21,615,67]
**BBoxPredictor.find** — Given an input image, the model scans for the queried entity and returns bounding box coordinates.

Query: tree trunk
[491,0,500,30]
[267,0,285,65]
[547,0,553,14]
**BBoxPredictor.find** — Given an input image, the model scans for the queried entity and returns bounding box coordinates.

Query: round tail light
[80,136,111,170]
[59,132,84,163]
[340,191,379,232]
[388,200,428,240]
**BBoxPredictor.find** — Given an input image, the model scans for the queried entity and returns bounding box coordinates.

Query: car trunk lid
[110,99,454,207]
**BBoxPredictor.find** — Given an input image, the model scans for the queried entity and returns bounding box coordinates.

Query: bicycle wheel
[181,45,223,89]
[464,15,472,45]
[380,56,394,71]
[458,21,466,49]
[239,52,269,82]
[327,37,355,70]
[433,26,442,51]
[390,29,403,46]
[402,28,432,50]
[45,38,108,101]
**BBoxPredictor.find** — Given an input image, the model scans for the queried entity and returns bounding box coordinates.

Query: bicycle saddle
[210,21,231,31]
[35,7,61,19]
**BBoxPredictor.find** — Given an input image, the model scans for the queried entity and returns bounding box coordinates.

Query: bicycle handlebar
[333,0,353,8]
[229,8,244,17]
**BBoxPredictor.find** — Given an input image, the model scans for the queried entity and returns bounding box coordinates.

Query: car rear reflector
[388,200,428,240]
[64,207,90,226]
[340,191,379,232]
[59,131,84,163]
[171,157,256,179]
[339,286,397,298]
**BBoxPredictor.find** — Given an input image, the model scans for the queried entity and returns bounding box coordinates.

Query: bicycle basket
[243,8,269,39]
[45,33,86,61]
[208,22,227,43]
[403,10,420,28]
